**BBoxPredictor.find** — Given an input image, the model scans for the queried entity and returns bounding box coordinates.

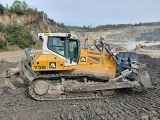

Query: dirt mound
[0,59,17,73]
[115,46,127,51]
[145,45,160,50]
[0,56,159,120]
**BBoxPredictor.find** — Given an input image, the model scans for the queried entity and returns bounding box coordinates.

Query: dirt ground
[0,51,160,120]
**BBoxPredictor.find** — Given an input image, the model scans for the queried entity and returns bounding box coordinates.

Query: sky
[1,0,160,27]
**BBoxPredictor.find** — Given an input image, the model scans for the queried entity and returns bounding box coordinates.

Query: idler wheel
[34,80,49,95]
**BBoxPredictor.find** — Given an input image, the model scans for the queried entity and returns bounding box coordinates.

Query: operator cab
[38,33,80,66]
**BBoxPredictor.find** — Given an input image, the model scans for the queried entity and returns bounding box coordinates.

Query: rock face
[0,12,63,41]
[76,26,160,43]
[0,13,35,26]
[136,28,160,42]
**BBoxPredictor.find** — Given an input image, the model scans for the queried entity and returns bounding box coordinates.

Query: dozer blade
[139,64,153,88]
[4,57,36,89]
[5,64,22,89]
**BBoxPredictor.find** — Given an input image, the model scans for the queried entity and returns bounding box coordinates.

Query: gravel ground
[0,55,160,120]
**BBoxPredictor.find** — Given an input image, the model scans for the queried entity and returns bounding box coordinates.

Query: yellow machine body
[32,48,116,78]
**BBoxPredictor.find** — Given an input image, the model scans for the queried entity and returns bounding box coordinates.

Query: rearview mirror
[39,36,43,41]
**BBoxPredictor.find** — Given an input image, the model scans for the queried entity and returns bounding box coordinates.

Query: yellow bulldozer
[5,33,153,100]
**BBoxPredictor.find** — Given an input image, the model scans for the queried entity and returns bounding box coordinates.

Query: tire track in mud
[0,55,160,120]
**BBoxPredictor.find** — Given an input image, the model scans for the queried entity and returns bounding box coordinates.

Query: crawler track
[29,72,112,100]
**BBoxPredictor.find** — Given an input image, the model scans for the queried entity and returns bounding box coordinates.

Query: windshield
[47,36,65,56]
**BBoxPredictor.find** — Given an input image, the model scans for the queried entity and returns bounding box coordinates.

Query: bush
[24,20,36,26]
[0,23,5,32]
[0,3,4,13]
[5,23,35,49]
[0,37,5,49]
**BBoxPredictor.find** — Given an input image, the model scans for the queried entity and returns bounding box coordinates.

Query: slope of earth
[0,54,159,119]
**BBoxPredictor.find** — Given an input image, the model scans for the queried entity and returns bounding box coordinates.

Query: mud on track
[0,55,160,120]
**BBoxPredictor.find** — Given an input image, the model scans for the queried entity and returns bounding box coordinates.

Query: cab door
[64,38,80,66]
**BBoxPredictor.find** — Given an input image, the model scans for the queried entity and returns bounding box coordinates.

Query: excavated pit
[0,55,160,120]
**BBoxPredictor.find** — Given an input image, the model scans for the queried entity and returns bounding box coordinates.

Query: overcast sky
[1,0,160,26]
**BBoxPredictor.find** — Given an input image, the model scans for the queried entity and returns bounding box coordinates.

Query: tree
[21,1,28,10]
[0,3,4,13]
[10,0,27,15]
[10,1,37,15]
[57,22,66,28]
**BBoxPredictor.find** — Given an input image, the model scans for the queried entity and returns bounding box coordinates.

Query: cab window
[47,36,64,56]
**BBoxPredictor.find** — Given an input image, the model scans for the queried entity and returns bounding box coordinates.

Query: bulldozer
[4,33,153,100]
